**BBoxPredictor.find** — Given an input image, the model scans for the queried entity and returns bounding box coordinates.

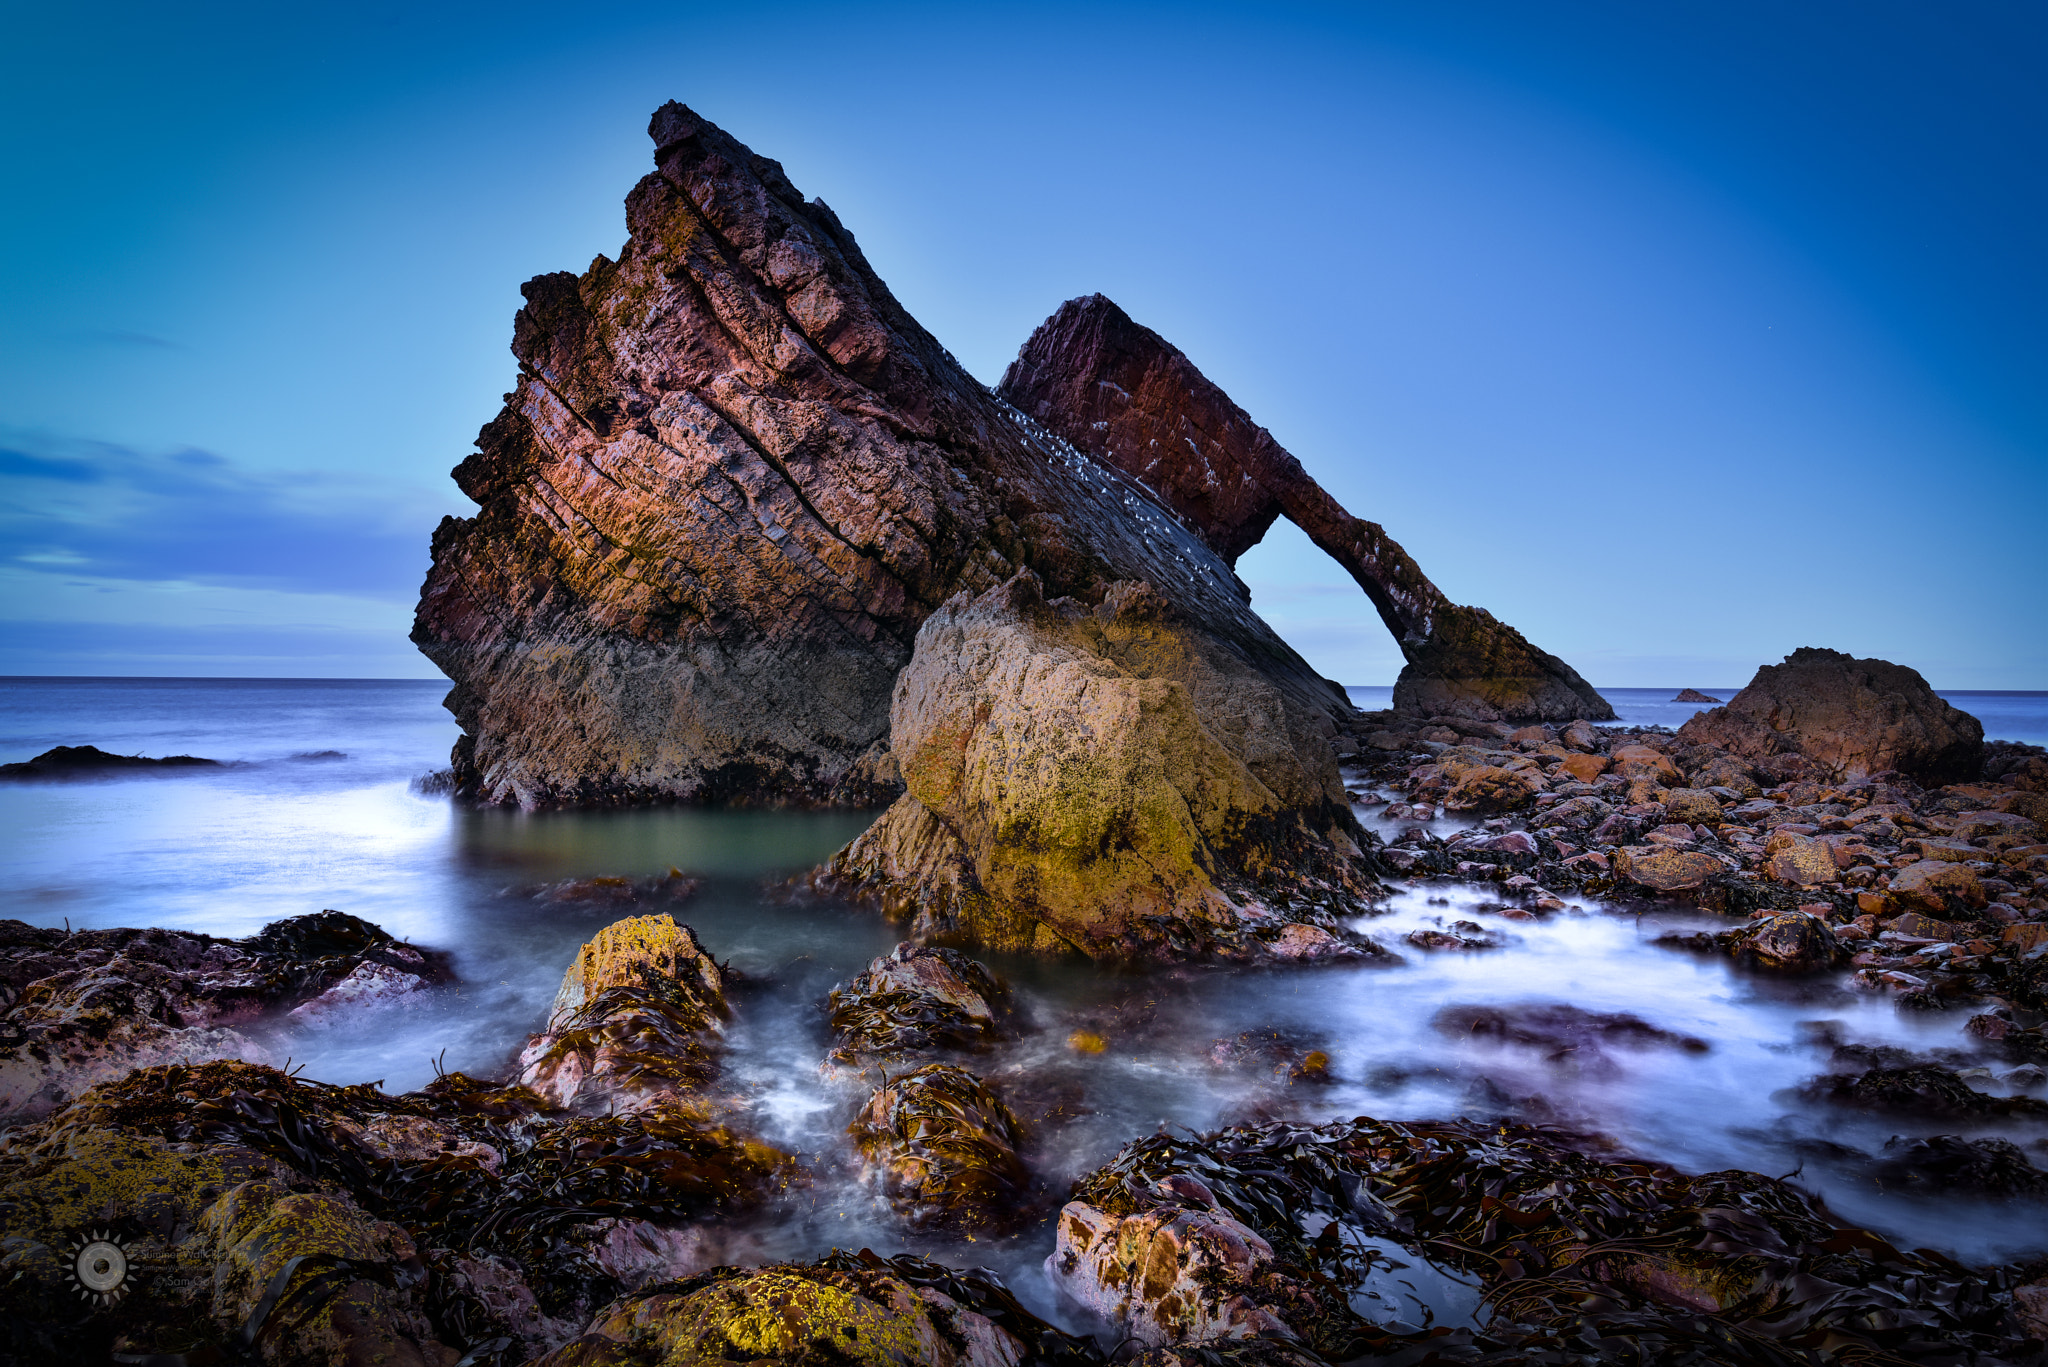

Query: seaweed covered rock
[1676,648,1984,785]
[1053,1115,2033,1363]
[827,942,1008,1065]
[0,912,450,1123]
[0,1122,447,1367]
[1811,1064,2048,1120]
[997,294,1614,724]
[0,1060,793,1363]
[825,573,1378,959]
[1727,911,1845,972]
[848,1064,1029,1231]
[1871,1134,2048,1196]
[1047,1174,1304,1348]
[532,1249,1104,1366]
[518,915,729,1112]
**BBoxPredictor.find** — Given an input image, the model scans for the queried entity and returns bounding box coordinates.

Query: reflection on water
[3,678,2046,1334]
[456,805,878,880]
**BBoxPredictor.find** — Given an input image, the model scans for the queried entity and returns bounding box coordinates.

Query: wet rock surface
[0,1058,792,1365]
[827,943,1009,1065]
[1053,1116,2038,1364]
[848,1063,1031,1232]
[0,912,451,1124]
[516,914,730,1113]
[531,1249,1102,1366]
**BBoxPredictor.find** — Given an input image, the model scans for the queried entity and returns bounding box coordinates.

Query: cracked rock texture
[825,572,1377,959]
[997,294,1615,724]
[414,105,1353,809]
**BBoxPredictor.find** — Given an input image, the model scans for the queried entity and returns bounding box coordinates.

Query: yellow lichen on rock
[548,914,726,1028]
[829,573,1376,960]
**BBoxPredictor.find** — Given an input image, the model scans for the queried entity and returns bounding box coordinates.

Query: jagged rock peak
[413,105,1352,809]
[998,293,1615,723]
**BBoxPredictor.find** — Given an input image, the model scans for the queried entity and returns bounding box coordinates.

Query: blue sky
[1,1,2041,685]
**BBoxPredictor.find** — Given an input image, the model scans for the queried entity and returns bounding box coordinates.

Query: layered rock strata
[824,572,1379,959]
[413,104,1355,809]
[998,295,1614,723]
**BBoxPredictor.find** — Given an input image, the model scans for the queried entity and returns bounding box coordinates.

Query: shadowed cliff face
[412,104,1354,810]
[997,295,1615,723]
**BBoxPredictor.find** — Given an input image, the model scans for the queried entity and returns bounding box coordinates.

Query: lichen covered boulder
[532,1250,1103,1366]
[826,573,1377,959]
[0,1059,793,1363]
[518,915,729,1112]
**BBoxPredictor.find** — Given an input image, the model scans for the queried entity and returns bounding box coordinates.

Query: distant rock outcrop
[1676,648,1983,784]
[1674,689,1721,703]
[0,745,219,779]
[997,295,1615,724]
[412,104,1357,810]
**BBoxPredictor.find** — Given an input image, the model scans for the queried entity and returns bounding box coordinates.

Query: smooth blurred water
[1345,683,2048,745]
[2,675,2045,1320]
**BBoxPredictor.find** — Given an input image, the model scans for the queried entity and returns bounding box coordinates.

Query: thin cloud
[0,434,452,600]
[59,329,182,350]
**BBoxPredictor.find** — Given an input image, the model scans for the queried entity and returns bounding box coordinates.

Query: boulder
[1765,833,1839,888]
[533,1251,1095,1367]
[1888,860,1988,915]
[997,294,1614,723]
[1443,764,1544,812]
[516,915,729,1111]
[826,942,1007,1063]
[1531,795,1611,831]
[413,107,1365,808]
[1047,1178,1299,1349]
[1560,719,1601,751]
[1609,744,1682,786]
[1660,788,1723,826]
[0,744,221,779]
[1675,648,1983,784]
[1558,751,1610,784]
[847,1064,1029,1230]
[0,1059,793,1361]
[1613,846,1726,893]
[824,574,1375,959]
[1728,912,1845,971]
[1056,1114,2022,1363]
[0,914,449,1124]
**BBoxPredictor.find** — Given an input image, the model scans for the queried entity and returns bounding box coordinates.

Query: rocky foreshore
[7,95,2045,1366]
[1342,649,2046,1026]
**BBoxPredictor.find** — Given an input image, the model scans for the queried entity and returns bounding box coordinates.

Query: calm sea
[3,674,2046,1291]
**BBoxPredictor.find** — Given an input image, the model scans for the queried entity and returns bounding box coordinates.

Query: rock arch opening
[995,294,1615,723]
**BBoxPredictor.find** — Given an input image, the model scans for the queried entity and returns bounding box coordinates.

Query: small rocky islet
[4,102,2047,1364]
